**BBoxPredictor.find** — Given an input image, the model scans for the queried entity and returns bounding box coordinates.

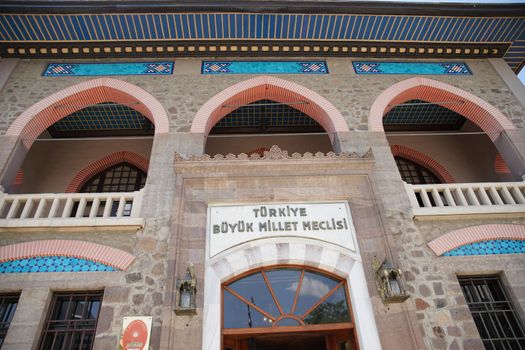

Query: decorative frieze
[0,256,117,273]
[43,62,174,76]
[353,61,471,75]
[174,145,373,162]
[202,61,328,74]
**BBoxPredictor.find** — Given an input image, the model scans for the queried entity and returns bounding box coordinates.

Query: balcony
[0,189,144,229]
[405,181,525,218]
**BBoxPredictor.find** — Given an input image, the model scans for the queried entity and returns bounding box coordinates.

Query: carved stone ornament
[174,145,374,162]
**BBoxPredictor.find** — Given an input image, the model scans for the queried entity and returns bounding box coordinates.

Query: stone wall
[0,58,524,135]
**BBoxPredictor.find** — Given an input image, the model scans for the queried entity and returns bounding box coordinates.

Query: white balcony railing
[0,189,145,228]
[405,181,525,217]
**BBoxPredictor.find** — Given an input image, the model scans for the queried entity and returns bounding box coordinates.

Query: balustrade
[405,182,525,217]
[0,189,144,228]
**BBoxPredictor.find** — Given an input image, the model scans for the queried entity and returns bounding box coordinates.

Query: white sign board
[207,202,356,257]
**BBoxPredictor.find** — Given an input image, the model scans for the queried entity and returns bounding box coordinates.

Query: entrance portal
[222,266,358,350]
[224,331,355,350]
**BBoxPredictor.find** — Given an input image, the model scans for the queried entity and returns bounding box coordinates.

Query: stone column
[3,287,50,350]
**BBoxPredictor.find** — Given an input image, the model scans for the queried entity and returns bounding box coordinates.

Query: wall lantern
[174,264,197,315]
[372,257,410,303]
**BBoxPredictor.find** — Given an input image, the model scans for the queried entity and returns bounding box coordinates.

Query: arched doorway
[2,78,168,191]
[191,76,349,155]
[369,78,522,182]
[222,266,357,350]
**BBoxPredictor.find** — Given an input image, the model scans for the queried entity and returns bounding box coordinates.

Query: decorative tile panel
[43,62,174,76]
[443,240,525,256]
[353,62,471,75]
[202,61,328,74]
[0,256,117,273]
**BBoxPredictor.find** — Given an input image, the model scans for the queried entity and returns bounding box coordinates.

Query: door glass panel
[228,272,280,318]
[265,269,301,314]
[304,285,351,324]
[294,271,339,316]
[223,290,273,329]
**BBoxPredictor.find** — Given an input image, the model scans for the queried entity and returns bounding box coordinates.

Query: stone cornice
[173,145,375,176]
[174,145,373,162]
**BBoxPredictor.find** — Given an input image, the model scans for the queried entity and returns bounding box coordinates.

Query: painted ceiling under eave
[0,2,524,72]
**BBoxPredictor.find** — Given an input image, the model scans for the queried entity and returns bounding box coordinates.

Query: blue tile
[0,256,118,273]
[353,61,471,75]
[202,61,328,74]
[43,62,174,76]
[443,240,525,257]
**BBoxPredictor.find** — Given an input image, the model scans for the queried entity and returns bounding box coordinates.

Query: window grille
[80,162,146,193]
[458,275,525,350]
[38,291,103,350]
[395,157,441,185]
[0,293,20,347]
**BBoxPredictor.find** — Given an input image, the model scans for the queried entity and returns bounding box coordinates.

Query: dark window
[459,275,525,350]
[38,291,103,350]
[0,293,20,347]
[80,162,146,193]
[395,157,441,185]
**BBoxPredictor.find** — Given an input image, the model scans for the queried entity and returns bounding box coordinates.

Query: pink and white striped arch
[428,224,525,256]
[0,240,136,270]
[391,144,455,183]
[190,76,349,140]
[494,153,511,174]
[6,78,169,149]
[66,150,149,193]
[369,77,515,141]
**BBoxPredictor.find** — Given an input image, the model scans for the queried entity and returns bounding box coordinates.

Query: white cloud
[287,276,332,299]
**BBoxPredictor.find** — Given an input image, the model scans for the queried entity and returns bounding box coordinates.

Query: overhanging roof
[1,1,524,72]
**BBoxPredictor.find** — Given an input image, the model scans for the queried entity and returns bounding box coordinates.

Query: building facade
[0,1,524,349]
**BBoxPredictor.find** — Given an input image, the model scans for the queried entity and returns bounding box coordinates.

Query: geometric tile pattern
[440,63,471,75]
[427,224,525,257]
[0,256,117,273]
[43,62,174,76]
[202,62,232,73]
[353,62,471,75]
[0,240,136,271]
[443,240,525,256]
[51,103,150,131]
[202,61,328,74]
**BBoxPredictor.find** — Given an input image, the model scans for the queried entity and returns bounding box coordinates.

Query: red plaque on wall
[119,317,152,350]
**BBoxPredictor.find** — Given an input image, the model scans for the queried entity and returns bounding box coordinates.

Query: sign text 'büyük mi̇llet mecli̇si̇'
[212,205,349,234]
[208,203,356,257]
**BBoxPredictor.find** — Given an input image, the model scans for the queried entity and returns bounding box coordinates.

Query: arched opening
[370,78,522,183]
[2,79,167,194]
[80,162,146,193]
[191,76,349,155]
[222,266,357,350]
[394,157,442,185]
